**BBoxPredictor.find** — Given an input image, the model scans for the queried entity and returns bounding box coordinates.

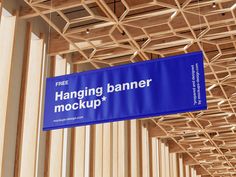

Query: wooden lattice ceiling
[20,0,236,176]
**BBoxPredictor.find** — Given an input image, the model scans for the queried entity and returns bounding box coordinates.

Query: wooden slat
[160,140,166,177]
[0,8,16,177]
[178,154,184,177]
[112,122,118,177]
[103,123,112,177]
[130,120,140,177]
[61,60,72,177]
[185,165,190,177]
[151,137,160,177]
[35,37,47,177]
[44,57,55,177]
[72,126,86,177]
[118,121,128,177]
[93,124,103,177]
[48,56,67,177]
[141,121,150,177]
[20,0,83,19]
[170,153,178,177]
[84,126,91,177]
[164,141,170,177]
[19,32,44,177]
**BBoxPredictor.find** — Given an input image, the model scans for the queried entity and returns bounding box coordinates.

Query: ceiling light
[218,100,225,106]
[184,45,189,50]
[212,2,217,8]
[231,3,236,10]
[171,11,178,20]
[207,84,216,91]
[86,29,90,34]
[133,51,138,56]
[227,113,233,117]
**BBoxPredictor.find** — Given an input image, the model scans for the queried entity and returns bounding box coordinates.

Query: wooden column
[72,126,86,177]
[112,122,118,177]
[0,9,16,176]
[61,60,72,177]
[103,123,112,177]
[118,121,128,177]
[170,153,178,177]
[141,121,150,177]
[164,141,170,177]
[93,124,103,177]
[48,55,67,177]
[35,40,48,177]
[151,138,160,177]
[178,154,184,177]
[130,120,141,177]
[18,32,44,177]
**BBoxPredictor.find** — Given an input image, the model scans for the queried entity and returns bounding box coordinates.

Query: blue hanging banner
[43,51,207,131]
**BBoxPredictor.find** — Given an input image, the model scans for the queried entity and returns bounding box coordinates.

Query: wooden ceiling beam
[20,0,83,19]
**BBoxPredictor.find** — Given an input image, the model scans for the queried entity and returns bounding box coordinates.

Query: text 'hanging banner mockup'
[43,51,207,130]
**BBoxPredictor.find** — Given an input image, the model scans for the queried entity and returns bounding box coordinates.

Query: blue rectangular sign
[43,51,207,130]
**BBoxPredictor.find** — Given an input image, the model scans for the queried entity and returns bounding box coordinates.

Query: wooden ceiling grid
[21,0,236,176]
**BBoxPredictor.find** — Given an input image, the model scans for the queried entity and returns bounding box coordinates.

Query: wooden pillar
[151,137,160,177]
[118,121,128,177]
[93,124,103,177]
[185,165,190,177]
[35,40,48,177]
[112,122,118,177]
[141,121,150,177]
[170,153,178,177]
[72,126,86,177]
[61,61,72,177]
[0,6,17,177]
[164,141,170,177]
[178,154,184,177]
[130,120,141,177]
[48,55,67,177]
[18,31,45,177]
[103,123,112,177]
